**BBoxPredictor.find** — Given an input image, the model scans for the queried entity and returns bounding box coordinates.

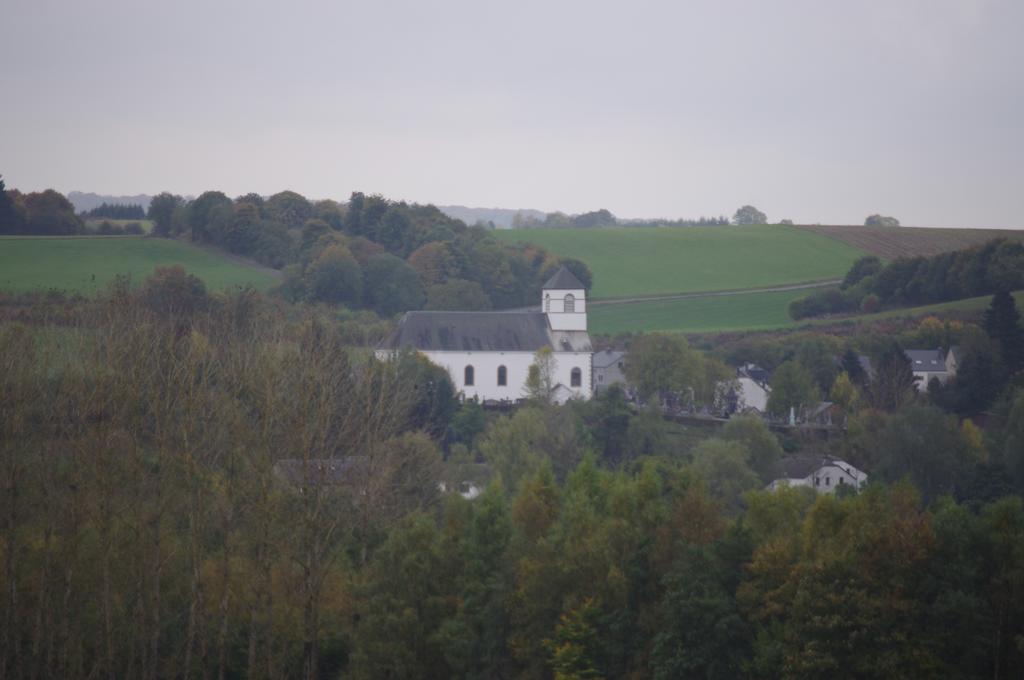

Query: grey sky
[2,0,1022,226]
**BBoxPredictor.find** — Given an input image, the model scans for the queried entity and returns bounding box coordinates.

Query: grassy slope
[494,225,866,298]
[0,236,278,294]
[591,288,1024,335]
[590,289,806,334]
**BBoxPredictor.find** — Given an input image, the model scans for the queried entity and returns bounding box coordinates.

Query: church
[376,266,594,403]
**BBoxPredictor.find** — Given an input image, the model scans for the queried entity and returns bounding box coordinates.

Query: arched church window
[565,293,575,313]
[571,367,582,387]
[497,365,507,386]
[545,294,551,312]
[464,365,475,386]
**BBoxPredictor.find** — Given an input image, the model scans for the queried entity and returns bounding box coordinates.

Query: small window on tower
[564,293,576,313]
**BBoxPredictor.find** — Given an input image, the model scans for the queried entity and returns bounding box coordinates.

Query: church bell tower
[542,265,587,332]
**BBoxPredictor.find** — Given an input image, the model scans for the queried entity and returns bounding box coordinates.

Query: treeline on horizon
[3,276,1024,679]
[790,238,1024,319]
[512,207,731,229]
[81,201,147,220]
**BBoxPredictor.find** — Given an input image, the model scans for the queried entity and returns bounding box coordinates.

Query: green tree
[425,279,492,311]
[766,360,820,419]
[544,598,604,680]
[829,371,861,413]
[864,214,900,227]
[651,546,749,680]
[264,190,312,230]
[732,205,767,225]
[395,352,458,439]
[690,440,761,511]
[437,484,514,678]
[874,404,972,500]
[147,192,182,237]
[721,415,783,484]
[23,189,83,235]
[348,514,455,679]
[362,253,426,317]
[841,255,882,290]
[308,245,363,306]
[623,333,703,401]
[188,190,231,242]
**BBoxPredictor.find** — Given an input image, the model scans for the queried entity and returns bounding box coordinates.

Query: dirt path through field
[502,279,840,312]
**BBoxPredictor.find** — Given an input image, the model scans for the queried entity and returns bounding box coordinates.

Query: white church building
[376,266,594,403]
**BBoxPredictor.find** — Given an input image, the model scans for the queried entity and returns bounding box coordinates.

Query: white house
[768,455,868,494]
[905,348,957,391]
[376,266,593,404]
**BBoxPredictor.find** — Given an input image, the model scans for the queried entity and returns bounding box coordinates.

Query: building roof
[542,265,585,290]
[593,349,626,368]
[905,348,947,371]
[773,455,864,481]
[738,363,770,384]
[378,310,591,352]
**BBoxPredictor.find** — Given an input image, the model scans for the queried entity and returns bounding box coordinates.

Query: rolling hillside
[0,237,279,294]
[493,225,866,299]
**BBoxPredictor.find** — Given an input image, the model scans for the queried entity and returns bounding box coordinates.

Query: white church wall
[410,350,592,403]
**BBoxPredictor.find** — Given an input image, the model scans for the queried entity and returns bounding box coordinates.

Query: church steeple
[542,265,587,331]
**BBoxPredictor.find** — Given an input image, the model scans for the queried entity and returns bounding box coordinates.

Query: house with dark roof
[377,266,594,403]
[768,455,868,494]
[905,347,958,391]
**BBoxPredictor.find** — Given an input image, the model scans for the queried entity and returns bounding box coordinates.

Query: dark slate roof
[379,311,554,352]
[904,349,946,371]
[542,265,585,290]
[593,349,626,368]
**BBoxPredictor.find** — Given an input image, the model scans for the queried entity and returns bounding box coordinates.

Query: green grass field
[494,225,867,299]
[590,287,1024,335]
[0,236,278,294]
[590,289,807,334]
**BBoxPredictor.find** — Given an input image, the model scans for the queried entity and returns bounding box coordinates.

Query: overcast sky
[2,0,1022,226]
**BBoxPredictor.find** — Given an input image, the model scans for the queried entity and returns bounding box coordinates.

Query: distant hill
[68,191,153,214]
[437,205,546,229]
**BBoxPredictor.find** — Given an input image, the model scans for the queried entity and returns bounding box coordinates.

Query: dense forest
[789,239,1024,319]
[144,189,591,314]
[3,272,1024,679]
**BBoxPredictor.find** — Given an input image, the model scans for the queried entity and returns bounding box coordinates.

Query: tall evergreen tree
[984,290,1024,374]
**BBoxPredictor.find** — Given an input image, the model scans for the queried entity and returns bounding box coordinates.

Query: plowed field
[794,225,1024,259]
